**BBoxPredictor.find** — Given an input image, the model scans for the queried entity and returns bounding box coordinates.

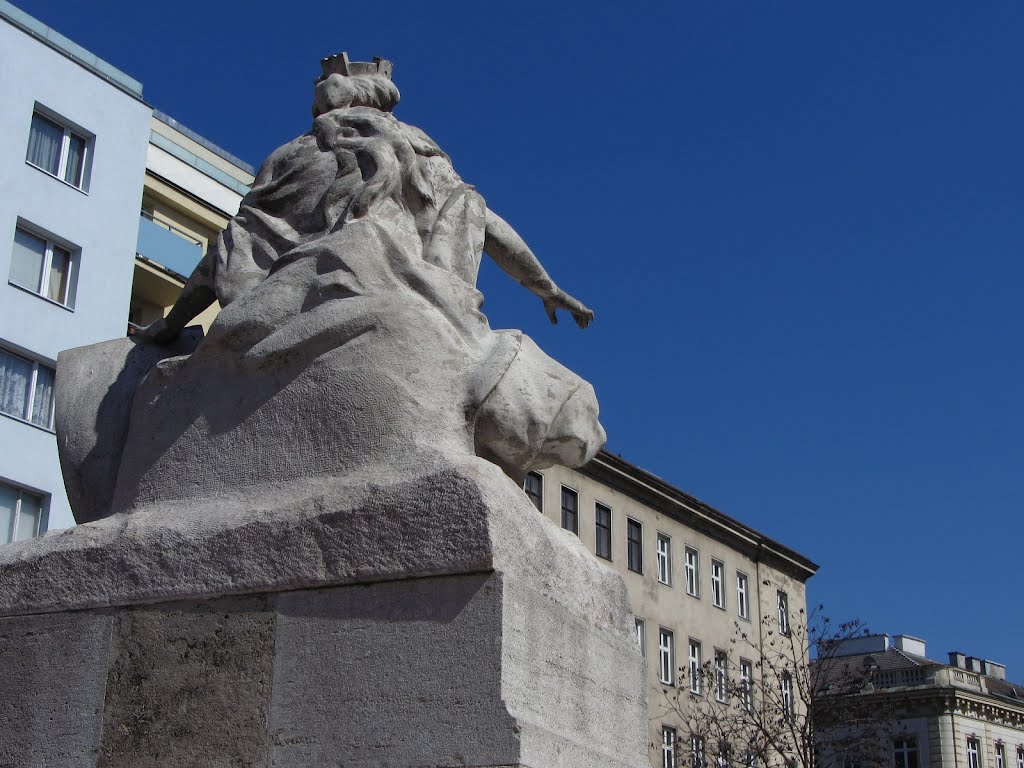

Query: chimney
[983,660,1007,680]
[825,634,890,658]
[949,651,967,669]
[965,657,984,673]
[893,635,926,657]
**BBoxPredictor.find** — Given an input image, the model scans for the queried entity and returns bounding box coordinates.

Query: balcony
[136,212,202,278]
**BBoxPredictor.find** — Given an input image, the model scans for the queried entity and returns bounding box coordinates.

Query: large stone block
[0,460,647,767]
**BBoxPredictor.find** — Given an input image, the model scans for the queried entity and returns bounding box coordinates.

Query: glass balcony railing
[136,213,202,278]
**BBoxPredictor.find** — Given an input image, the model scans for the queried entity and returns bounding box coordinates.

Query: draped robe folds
[100,106,605,516]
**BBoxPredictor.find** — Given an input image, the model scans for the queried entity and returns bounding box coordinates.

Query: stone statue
[56,54,606,523]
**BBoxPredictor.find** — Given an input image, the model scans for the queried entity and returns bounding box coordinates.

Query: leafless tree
[655,605,900,768]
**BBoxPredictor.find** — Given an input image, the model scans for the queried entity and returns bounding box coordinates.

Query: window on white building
[657,533,672,585]
[1016,745,1024,768]
[714,650,728,702]
[1,480,46,544]
[966,738,980,768]
[627,518,642,573]
[595,502,612,560]
[10,226,78,308]
[736,571,749,619]
[995,743,1005,768]
[780,671,794,720]
[711,559,725,608]
[894,737,919,768]
[26,109,90,190]
[0,347,56,430]
[659,628,674,685]
[523,471,542,511]
[740,658,754,711]
[560,486,578,535]
[635,618,645,657]
[777,591,790,635]
[685,546,699,597]
[662,726,677,768]
[689,639,703,695]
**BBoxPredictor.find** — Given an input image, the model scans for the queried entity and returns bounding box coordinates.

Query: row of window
[660,728,760,768]
[526,472,793,633]
[0,480,46,545]
[966,737,1024,768]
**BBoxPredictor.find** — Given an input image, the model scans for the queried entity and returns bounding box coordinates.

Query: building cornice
[581,450,819,582]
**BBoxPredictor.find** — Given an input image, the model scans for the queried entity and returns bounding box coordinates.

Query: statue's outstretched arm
[135,251,217,343]
[484,210,594,328]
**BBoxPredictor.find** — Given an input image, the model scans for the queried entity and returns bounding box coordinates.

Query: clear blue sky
[20,1,1023,676]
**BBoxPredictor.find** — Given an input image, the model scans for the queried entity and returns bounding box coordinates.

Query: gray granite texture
[0,462,648,767]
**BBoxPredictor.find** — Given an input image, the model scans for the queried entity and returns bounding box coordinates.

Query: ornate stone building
[816,634,1024,768]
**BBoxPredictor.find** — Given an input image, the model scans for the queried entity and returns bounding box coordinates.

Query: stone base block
[0,460,647,767]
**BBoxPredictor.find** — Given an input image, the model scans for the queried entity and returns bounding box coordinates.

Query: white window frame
[995,744,1005,768]
[0,347,56,431]
[740,658,753,711]
[657,532,672,585]
[736,571,750,619]
[780,671,793,720]
[25,108,91,191]
[659,628,674,685]
[711,559,725,609]
[662,726,677,768]
[635,618,646,657]
[689,639,702,695]
[894,737,918,768]
[777,591,790,635]
[627,517,643,574]
[714,649,728,703]
[691,735,705,768]
[967,737,980,768]
[1,480,47,544]
[10,225,78,309]
[1016,745,1023,768]
[685,546,699,597]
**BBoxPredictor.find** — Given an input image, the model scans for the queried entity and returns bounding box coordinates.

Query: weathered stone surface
[97,596,275,768]
[56,56,604,526]
[0,462,647,767]
[0,611,112,768]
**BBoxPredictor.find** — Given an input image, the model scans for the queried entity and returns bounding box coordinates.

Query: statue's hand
[134,317,181,344]
[543,290,594,329]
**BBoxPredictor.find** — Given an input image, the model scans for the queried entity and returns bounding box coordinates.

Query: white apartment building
[530,451,818,768]
[0,1,252,544]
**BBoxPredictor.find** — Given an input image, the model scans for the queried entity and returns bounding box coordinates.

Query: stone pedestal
[0,459,647,767]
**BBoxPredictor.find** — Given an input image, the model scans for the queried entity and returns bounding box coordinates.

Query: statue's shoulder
[398,120,450,162]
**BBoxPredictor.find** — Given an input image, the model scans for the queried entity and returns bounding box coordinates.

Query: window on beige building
[780,671,793,720]
[740,658,753,711]
[627,518,642,573]
[560,486,578,535]
[691,735,706,768]
[661,726,676,768]
[659,628,674,685]
[685,547,699,597]
[737,571,750,619]
[1016,745,1024,768]
[657,533,672,585]
[966,738,980,768]
[714,649,728,702]
[523,472,542,511]
[635,618,645,657]
[688,639,702,695]
[996,743,1006,768]
[595,502,611,560]
[711,559,725,609]
[777,591,790,635]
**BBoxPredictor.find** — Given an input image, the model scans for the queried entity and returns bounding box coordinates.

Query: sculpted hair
[313,74,401,116]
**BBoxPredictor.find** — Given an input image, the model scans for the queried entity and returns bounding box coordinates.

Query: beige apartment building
[528,451,819,768]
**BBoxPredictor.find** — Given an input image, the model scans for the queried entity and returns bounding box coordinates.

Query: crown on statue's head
[318,53,394,82]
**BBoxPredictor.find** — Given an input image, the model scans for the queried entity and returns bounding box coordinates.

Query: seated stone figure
[58,54,606,523]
